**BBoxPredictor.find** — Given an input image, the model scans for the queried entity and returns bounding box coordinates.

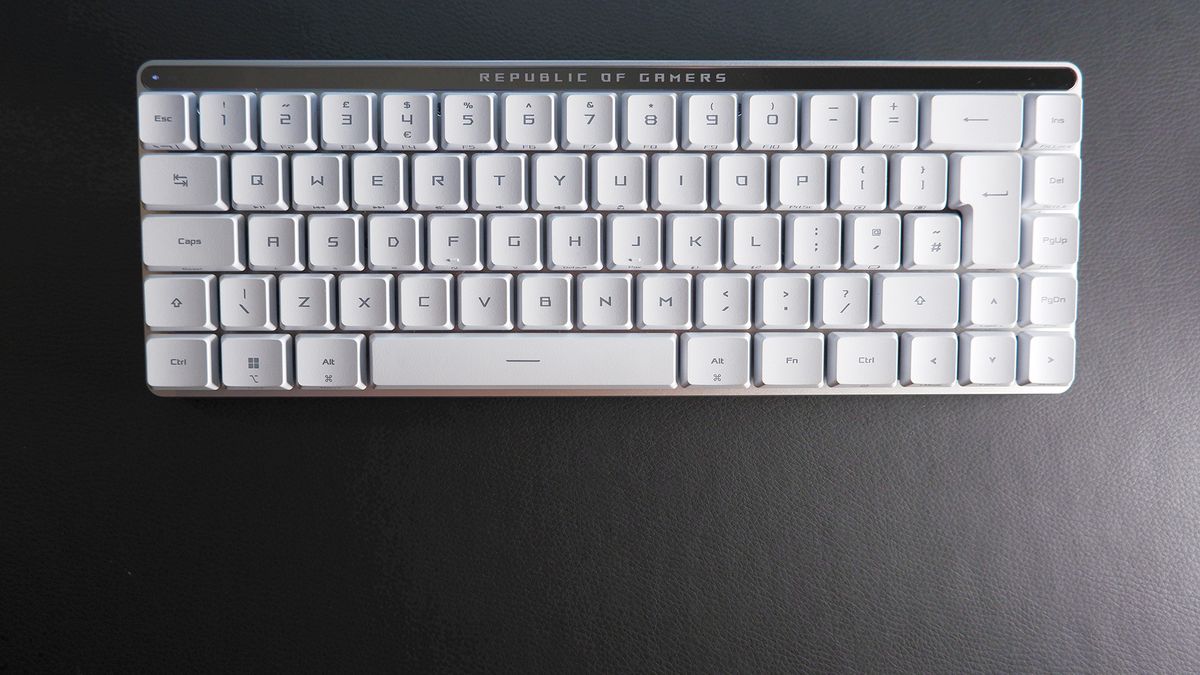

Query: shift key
[142,214,245,271]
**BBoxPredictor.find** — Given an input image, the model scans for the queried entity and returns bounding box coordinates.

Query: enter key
[950,152,1022,270]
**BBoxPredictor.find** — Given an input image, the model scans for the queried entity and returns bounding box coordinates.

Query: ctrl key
[146,334,218,390]
[827,332,898,387]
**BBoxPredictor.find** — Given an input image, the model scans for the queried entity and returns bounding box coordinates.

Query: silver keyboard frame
[139,60,1081,397]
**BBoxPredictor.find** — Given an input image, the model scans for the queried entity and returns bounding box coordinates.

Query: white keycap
[1020,274,1077,326]
[725,213,781,270]
[221,334,293,390]
[320,92,378,151]
[741,93,798,150]
[381,93,438,151]
[145,334,218,390]
[958,331,1016,386]
[577,273,633,330]
[830,153,886,210]
[711,153,768,211]
[666,214,722,270]
[1024,95,1082,151]
[471,153,528,211]
[231,153,289,211]
[950,152,1021,269]
[532,153,587,211]
[871,272,959,329]
[651,153,708,211]
[458,273,514,330]
[961,273,1018,328]
[637,273,692,330]
[696,273,752,330]
[247,214,304,271]
[296,334,367,389]
[754,333,824,387]
[827,332,898,387]
[622,93,678,150]
[140,153,229,211]
[771,154,827,210]
[754,273,811,329]
[427,214,483,271]
[352,153,408,211]
[1021,214,1078,267]
[502,93,557,150]
[902,213,961,270]
[139,92,198,150]
[307,214,364,271]
[681,332,751,388]
[398,273,454,330]
[199,92,257,150]
[291,153,349,211]
[546,213,602,270]
[338,273,396,330]
[260,92,318,151]
[1023,154,1080,209]
[889,153,947,211]
[1018,332,1076,385]
[682,93,738,150]
[814,273,870,329]
[561,93,617,150]
[921,94,1022,151]
[218,274,277,331]
[785,213,842,270]
[411,153,468,211]
[607,214,662,270]
[442,93,498,151]
[278,273,336,330]
[367,214,423,271]
[802,93,858,150]
[487,214,542,270]
[517,273,573,330]
[591,153,647,210]
[144,274,217,331]
[860,93,918,150]
[900,332,957,386]
[844,213,901,270]
[142,214,244,272]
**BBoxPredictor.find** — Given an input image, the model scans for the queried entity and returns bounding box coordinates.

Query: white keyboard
[138,61,1081,396]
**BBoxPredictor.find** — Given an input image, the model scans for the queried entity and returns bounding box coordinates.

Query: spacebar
[370,334,679,389]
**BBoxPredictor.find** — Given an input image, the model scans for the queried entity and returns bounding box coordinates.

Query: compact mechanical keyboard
[138,61,1081,396]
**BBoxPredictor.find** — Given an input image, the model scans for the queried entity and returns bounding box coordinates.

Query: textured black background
[4,0,1200,671]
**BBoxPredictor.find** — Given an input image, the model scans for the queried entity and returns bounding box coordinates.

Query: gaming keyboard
[138,61,1081,396]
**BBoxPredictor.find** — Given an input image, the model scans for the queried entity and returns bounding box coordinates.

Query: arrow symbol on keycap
[170,298,182,308]
[782,291,790,298]
[963,117,989,122]
[722,290,729,297]
[989,356,997,363]
[1048,356,1055,363]
[982,191,1009,198]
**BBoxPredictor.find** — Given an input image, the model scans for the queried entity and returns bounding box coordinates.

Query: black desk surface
[5,0,1199,670]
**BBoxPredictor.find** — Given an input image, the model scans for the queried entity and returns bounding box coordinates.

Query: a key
[221,334,293,390]
[145,334,218,390]
[607,214,662,270]
[546,213,602,270]
[501,93,557,150]
[199,92,257,151]
[900,332,957,386]
[711,153,768,211]
[814,273,870,329]
[140,153,229,211]
[458,273,514,330]
[367,214,423,271]
[741,93,798,150]
[889,153,947,211]
[577,273,633,330]
[231,153,289,211]
[1019,274,1077,326]
[637,273,692,330]
[921,94,1023,150]
[802,93,858,150]
[471,153,528,211]
[218,274,277,331]
[681,333,751,388]
[248,214,305,271]
[682,93,738,150]
[320,92,378,151]
[754,333,824,387]
[860,93,918,150]
[259,92,318,151]
[871,272,959,329]
[725,213,781,270]
[487,214,542,270]
[960,273,1018,328]
[517,273,573,330]
[830,153,887,211]
[291,153,349,211]
[950,152,1021,269]
[411,153,468,211]
[381,93,438,151]
[139,92,198,150]
[844,213,900,270]
[827,332,898,387]
[1023,154,1081,209]
[1018,332,1076,385]
[338,273,396,330]
[902,213,961,270]
[771,154,827,210]
[398,273,454,330]
[1021,214,1078,268]
[351,153,408,211]
[532,153,587,211]
[622,93,678,150]
[666,214,722,270]
[442,93,498,151]
[278,273,336,330]
[651,153,708,211]
[754,273,811,329]
[142,214,244,271]
[307,214,364,271]
[784,213,841,270]
[696,273,752,330]
[958,331,1016,386]
[561,93,617,150]
[1024,95,1082,151]
[143,274,217,331]
[427,214,483,271]
[591,153,647,210]
[296,334,367,389]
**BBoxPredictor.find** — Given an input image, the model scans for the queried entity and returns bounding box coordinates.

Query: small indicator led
[150,74,160,81]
